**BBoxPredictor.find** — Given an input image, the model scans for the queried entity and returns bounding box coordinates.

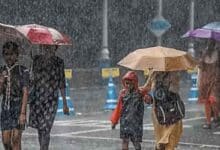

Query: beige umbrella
[117,46,197,71]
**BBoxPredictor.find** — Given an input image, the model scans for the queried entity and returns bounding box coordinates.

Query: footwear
[202,123,211,129]
[154,144,165,150]
[213,118,220,128]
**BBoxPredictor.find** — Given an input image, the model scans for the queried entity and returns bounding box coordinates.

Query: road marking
[54,118,195,130]
[186,108,202,112]
[183,117,205,122]
[23,128,112,136]
[23,117,201,141]
[213,131,220,135]
[55,121,193,130]
[54,120,111,128]
[26,123,193,137]
[55,119,109,124]
[55,116,204,125]
[24,133,220,149]
[57,128,111,136]
[57,135,220,149]
[55,119,105,124]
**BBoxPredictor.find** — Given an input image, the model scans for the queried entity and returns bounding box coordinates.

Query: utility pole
[187,0,198,103]
[100,0,110,68]
[157,0,162,46]
[147,0,170,46]
[188,0,195,57]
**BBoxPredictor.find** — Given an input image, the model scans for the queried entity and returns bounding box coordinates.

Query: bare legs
[122,138,141,150]
[203,96,220,129]
[2,129,22,150]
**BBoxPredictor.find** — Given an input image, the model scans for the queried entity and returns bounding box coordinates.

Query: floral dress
[0,63,29,131]
[28,55,65,132]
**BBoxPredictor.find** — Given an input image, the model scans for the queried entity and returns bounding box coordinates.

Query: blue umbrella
[182,22,220,41]
[202,22,220,31]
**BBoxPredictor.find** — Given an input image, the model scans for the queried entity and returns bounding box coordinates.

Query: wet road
[0,83,218,150]
[0,103,219,150]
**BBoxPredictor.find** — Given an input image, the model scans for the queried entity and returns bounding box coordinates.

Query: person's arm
[19,68,30,126]
[197,67,201,88]
[0,74,4,94]
[139,89,152,104]
[142,70,154,91]
[19,87,28,125]
[59,59,69,115]
[60,87,69,115]
[0,67,5,94]
[110,90,124,129]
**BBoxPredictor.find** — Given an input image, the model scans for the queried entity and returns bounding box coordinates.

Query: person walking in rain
[0,41,29,150]
[28,45,69,150]
[198,39,220,129]
[143,71,184,150]
[110,71,151,150]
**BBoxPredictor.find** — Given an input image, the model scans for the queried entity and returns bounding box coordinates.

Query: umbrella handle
[30,49,35,60]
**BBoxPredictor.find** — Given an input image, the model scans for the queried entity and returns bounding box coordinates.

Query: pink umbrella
[15,24,72,45]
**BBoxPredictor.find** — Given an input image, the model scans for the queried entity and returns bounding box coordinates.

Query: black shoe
[202,123,211,129]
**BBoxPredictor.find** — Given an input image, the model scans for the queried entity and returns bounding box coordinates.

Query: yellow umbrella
[117,46,197,71]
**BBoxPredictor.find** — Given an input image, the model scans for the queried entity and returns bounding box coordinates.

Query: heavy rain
[0,0,220,150]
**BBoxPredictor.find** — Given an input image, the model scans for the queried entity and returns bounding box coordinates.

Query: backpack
[153,74,185,125]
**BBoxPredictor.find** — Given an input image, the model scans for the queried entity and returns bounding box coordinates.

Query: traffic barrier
[188,73,198,102]
[57,80,75,115]
[104,76,117,110]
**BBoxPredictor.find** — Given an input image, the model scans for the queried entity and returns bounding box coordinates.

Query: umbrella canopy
[15,24,72,45]
[117,46,197,71]
[0,23,32,56]
[0,23,27,42]
[203,21,220,30]
[182,22,220,41]
[0,23,72,45]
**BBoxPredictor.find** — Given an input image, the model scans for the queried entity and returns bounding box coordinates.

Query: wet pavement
[0,102,218,150]
[0,82,219,150]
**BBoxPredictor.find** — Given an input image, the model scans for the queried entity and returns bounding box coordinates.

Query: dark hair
[2,41,19,56]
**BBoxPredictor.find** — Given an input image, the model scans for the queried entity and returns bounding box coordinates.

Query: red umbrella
[15,24,72,45]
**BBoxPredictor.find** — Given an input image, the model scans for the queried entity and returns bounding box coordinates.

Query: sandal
[202,123,211,129]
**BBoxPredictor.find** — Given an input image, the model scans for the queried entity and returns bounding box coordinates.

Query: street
[0,0,219,149]
[0,103,219,150]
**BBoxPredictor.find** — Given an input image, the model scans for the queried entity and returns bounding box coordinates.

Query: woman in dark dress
[0,41,29,150]
[28,45,69,150]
